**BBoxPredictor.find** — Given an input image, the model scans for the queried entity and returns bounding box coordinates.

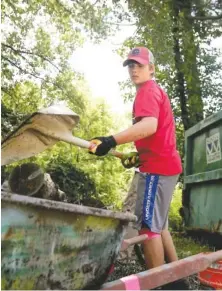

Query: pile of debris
[2,162,105,209]
[2,163,67,202]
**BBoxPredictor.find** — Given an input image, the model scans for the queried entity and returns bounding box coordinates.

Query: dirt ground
[105,230,215,290]
[106,254,211,290]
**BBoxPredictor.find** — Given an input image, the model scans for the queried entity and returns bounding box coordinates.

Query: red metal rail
[101,250,222,290]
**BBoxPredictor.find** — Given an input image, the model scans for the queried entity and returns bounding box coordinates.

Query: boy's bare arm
[114,117,158,145]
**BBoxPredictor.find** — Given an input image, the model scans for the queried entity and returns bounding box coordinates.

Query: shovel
[1,103,124,166]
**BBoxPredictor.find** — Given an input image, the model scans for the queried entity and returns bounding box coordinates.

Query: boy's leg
[143,222,178,268]
[142,235,165,268]
[162,228,178,263]
[135,173,179,269]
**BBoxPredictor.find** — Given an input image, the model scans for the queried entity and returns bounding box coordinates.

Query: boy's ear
[149,64,155,73]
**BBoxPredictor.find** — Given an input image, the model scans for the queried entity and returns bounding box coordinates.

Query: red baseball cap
[123,47,155,67]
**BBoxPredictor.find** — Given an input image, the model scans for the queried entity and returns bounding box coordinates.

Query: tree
[108,0,222,162]
[1,0,116,116]
[169,0,222,128]
[115,0,222,130]
[1,0,133,209]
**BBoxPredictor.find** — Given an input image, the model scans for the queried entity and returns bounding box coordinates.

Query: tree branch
[104,21,137,26]
[92,0,100,6]
[2,43,61,72]
[1,86,16,100]
[3,49,42,76]
[55,0,74,14]
[2,56,74,102]
[188,14,222,20]
[2,56,47,81]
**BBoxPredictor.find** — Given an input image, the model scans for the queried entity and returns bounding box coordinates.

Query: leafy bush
[172,233,212,259]
[47,161,99,205]
[169,186,183,231]
[1,102,27,140]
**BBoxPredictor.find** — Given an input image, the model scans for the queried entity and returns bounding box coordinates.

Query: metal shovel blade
[1,104,80,166]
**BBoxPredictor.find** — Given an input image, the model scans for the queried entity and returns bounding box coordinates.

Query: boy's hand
[89,136,117,156]
[121,152,140,169]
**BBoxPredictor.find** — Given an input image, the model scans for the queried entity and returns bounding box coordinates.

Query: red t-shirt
[133,80,182,175]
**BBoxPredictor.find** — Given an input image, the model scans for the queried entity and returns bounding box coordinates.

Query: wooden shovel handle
[44,133,124,160]
[109,149,124,159]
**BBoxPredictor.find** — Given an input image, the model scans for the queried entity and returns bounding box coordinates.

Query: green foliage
[2,98,133,209]
[172,233,212,259]
[46,160,97,204]
[1,0,135,210]
[1,102,27,139]
[1,0,115,115]
[169,186,183,231]
[2,82,43,114]
[110,0,222,165]
[115,0,222,133]
[72,101,134,209]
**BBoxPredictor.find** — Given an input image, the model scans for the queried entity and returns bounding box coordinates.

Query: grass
[172,232,213,259]
[169,186,214,258]
[172,232,215,290]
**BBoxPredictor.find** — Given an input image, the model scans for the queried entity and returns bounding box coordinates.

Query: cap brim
[123,57,148,67]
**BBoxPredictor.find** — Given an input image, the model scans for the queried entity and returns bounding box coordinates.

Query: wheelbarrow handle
[120,234,148,251]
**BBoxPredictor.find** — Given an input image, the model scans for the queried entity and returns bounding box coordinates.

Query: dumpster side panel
[186,181,222,233]
[192,125,222,175]
[183,111,222,235]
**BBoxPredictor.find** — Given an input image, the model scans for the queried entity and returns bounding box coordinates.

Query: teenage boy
[89,47,189,289]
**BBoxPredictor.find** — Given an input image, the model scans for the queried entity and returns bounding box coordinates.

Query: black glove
[89,136,117,156]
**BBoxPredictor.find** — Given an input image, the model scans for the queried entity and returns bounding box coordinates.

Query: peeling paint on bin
[1,192,136,290]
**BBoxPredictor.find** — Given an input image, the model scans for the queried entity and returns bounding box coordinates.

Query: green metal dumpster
[183,110,222,235]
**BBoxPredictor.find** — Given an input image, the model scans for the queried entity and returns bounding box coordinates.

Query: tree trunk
[170,0,204,130]
[182,0,204,125]
[170,0,190,130]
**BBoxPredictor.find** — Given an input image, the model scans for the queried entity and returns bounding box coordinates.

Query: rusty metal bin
[1,192,136,290]
[183,110,222,235]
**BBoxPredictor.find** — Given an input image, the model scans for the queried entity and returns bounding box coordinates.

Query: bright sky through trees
[71,26,136,114]
[71,30,221,115]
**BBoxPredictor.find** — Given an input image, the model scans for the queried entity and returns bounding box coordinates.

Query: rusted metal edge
[184,169,222,184]
[101,250,222,290]
[185,226,222,235]
[1,191,137,222]
[185,110,222,138]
